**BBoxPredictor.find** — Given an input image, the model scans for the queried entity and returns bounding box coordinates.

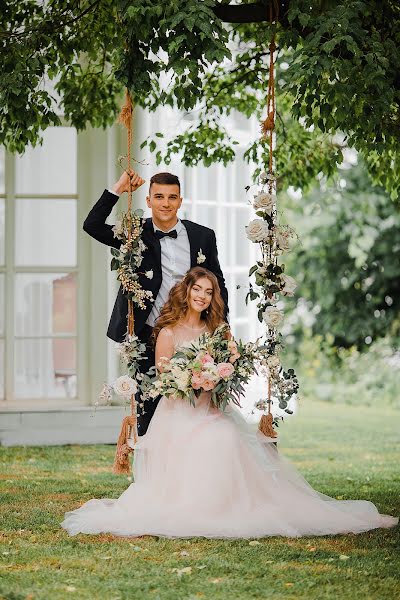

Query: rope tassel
[112,414,137,474]
[258,413,278,438]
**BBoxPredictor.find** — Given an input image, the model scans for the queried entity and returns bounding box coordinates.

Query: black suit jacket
[83,190,229,342]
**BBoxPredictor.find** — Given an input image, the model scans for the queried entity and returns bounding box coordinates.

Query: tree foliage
[1,0,400,195]
[283,161,400,349]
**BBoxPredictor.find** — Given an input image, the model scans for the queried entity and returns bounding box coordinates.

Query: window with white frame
[181,157,259,342]
[2,127,78,404]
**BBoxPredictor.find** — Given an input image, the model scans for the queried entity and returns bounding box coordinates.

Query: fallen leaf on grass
[210,578,224,584]
[308,547,316,552]
[66,586,76,592]
[100,556,112,560]
[249,540,261,546]
[339,555,350,561]
[180,550,189,556]
[197,565,207,570]
[284,583,294,587]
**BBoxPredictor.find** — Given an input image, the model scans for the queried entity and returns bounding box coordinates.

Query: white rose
[175,371,191,391]
[280,274,297,297]
[253,192,275,215]
[204,363,220,381]
[263,306,284,329]
[245,219,269,243]
[113,375,138,397]
[276,229,291,252]
[148,387,160,399]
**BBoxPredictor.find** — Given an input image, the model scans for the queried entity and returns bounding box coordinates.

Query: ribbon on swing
[113,90,139,474]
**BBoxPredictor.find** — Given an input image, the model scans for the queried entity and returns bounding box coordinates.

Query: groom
[83,169,229,434]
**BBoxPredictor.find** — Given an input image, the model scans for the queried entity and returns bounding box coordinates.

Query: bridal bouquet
[150,324,268,410]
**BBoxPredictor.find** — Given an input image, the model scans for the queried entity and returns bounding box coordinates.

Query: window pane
[0,340,3,399]
[189,165,213,202]
[232,321,251,342]
[15,273,76,337]
[15,127,77,195]
[234,207,251,267]
[14,338,77,399]
[0,146,4,193]
[196,204,217,231]
[0,198,4,264]
[235,157,251,201]
[0,274,4,336]
[15,199,76,266]
[234,271,252,318]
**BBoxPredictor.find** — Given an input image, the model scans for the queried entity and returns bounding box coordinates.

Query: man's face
[146,183,182,225]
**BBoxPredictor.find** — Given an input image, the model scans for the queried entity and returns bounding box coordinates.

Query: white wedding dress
[61,326,398,538]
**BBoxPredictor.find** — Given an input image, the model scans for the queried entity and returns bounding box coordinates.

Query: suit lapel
[142,218,161,268]
[182,220,199,267]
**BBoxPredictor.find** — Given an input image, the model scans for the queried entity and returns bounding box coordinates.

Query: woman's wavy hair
[152,267,226,344]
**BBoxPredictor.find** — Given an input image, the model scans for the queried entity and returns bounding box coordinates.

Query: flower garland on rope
[97,91,155,475]
[245,31,299,437]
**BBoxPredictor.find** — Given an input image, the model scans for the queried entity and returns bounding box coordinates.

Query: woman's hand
[112,169,146,195]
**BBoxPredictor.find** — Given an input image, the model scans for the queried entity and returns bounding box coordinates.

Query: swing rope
[112,90,139,474]
[258,5,278,440]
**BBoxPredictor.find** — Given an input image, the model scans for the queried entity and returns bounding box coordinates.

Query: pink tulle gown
[61,325,398,538]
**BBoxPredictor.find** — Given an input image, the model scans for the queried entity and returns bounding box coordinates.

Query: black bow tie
[154,229,178,240]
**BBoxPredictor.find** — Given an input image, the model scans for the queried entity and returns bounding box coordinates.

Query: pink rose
[227,340,238,355]
[200,353,214,366]
[217,362,235,379]
[201,377,217,391]
[229,353,241,364]
[191,371,203,390]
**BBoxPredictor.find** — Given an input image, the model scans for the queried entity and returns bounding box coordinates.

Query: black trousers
[136,324,161,436]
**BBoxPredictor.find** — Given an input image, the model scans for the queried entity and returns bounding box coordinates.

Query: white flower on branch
[280,274,297,297]
[113,375,138,397]
[263,305,284,329]
[245,219,269,243]
[145,270,154,279]
[253,192,275,215]
[197,249,206,264]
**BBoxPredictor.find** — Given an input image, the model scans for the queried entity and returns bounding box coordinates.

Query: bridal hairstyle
[152,267,226,343]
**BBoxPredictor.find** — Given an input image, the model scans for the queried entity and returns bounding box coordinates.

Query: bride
[61,267,398,538]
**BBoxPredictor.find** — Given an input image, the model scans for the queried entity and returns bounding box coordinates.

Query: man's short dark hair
[149,172,180,192]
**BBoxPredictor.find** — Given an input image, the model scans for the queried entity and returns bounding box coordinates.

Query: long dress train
[61,325,398,538]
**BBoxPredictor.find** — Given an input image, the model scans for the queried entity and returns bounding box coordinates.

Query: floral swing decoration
[99,20,299,475]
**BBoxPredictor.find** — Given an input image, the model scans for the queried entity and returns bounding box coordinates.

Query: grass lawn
[0,400,399,600]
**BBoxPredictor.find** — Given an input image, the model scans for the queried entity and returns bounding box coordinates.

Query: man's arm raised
[83,170,145,248]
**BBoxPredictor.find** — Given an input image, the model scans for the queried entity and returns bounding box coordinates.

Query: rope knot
[261,111,275,135]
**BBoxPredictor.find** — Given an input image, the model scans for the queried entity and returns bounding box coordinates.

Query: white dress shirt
[107,189,191,327]
[146,219,191,327]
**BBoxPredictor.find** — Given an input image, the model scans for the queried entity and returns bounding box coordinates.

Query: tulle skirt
[61,394,398,538]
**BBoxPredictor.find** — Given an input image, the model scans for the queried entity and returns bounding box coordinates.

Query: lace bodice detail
[161,323,209,351]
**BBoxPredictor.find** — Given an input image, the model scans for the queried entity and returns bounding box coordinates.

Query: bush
[284,331,400,409]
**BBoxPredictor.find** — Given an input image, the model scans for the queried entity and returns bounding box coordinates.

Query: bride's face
[188,277,213,313]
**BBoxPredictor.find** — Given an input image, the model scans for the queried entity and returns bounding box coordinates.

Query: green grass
[0,400,399,600]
